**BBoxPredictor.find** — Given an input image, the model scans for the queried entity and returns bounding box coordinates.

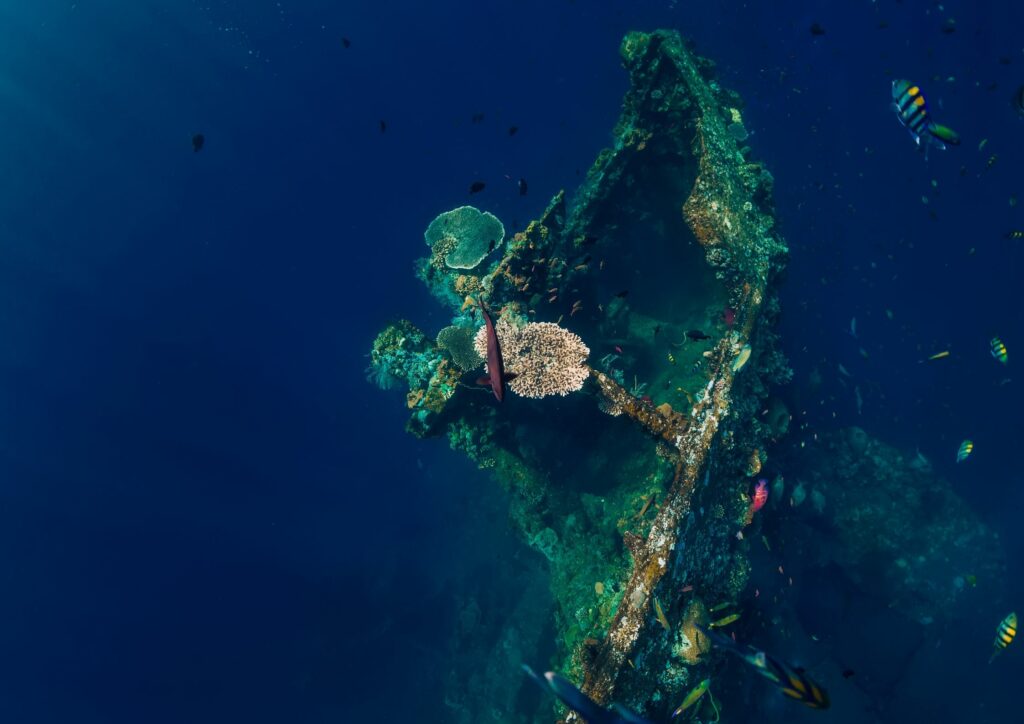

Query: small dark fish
[191,133,205,152]
[987,154,998,169]
[653,324,662,337]
[614,289,630,298]
[508,125,519,136]
[518,178,528,196]
[842,669,856,679]
[469,181,486,194]
[999,56,1013,65]
[379,119,387,133]
[809,23,826,36]
[1014,86,1024,115]
[341,37,351,48]
[487,238,498,253]
[941,18,957,34]
[580,235,598,246]
[471,112,485,124]
[877,20,889,29]
[686,330,712,341]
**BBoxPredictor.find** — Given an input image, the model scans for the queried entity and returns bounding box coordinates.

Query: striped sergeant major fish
[891,80,960,154]
[697,625,829,709]
[991,336,1008,364]
[956,439,974,463]
[990,612,1017,663]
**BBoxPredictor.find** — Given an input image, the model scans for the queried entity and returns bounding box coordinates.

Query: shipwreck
[367,29,1004,723]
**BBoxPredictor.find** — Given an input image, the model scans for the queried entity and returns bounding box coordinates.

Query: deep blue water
[1,1,1022,722]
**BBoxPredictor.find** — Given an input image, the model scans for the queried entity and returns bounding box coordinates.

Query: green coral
[425,205,505,270]
[436,325,483,371]
[368,320,441,391]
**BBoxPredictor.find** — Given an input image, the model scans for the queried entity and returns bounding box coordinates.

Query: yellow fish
[991,612,1017,663]
[709,612,741,628]
[653,596,671,631]
[927,350,950,361]
[672,678,710,717]
[732,343,752,373]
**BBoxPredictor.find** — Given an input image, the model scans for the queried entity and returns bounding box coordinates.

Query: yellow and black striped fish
[892,80,960,151]
[766,655,830,709]
[699,625,829,709]
[991,337,1008,364]
[990,612,1017,663]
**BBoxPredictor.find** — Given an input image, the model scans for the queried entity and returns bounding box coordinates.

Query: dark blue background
[0,1,1020,721]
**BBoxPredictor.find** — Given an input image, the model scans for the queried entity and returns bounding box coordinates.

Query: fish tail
[695,624,739,653]
[928,123,961,146]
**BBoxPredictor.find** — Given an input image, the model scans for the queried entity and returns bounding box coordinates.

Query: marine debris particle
[472,317,590,398]
[424,205,505,270]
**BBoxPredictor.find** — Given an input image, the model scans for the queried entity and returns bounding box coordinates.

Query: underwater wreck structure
[369,30,787,720]
[372,28,786,720]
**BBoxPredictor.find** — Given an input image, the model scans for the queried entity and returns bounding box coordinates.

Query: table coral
[425,205,505,270]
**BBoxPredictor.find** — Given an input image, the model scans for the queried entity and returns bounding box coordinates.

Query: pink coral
[474,317,590,399]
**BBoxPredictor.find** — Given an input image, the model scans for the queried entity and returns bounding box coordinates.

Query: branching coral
[473,317,591,399]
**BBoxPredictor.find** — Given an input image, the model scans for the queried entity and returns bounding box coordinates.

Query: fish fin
[543,672,618,724]
[521,664,549,691]
[610,702,656,724]
[695,624,738,653]
[504,372,518,382]
[476,376,491,387]
[928,123,960,145]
